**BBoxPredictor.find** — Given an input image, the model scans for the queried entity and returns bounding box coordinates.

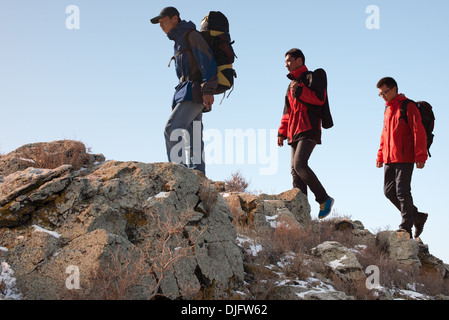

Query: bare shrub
[88,245,152,300]
[416,272,449,296]
[331,275,376,300]
[84,208,204,300]
[284,253,326,281]
[225,170,249,192]
[248,270,278,300]
[144,208,204,299]
[295,219,335,253]
[272,216,306,254]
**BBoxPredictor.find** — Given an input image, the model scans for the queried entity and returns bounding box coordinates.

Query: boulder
[376,230,421,269]
[311,241,366,283]
[418,243,449,279]
[222,188,311,232]
[0,155,244,299]
[0,140,104,177]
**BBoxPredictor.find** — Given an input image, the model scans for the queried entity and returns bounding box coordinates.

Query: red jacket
[377,94,428,164]
[278,65,327,144]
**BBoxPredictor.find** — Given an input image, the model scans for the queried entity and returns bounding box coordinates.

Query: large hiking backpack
[200,11,237,98]
[400,99,435,157]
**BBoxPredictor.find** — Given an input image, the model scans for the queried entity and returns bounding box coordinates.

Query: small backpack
[400,100,435,157]
[200,11,237,99]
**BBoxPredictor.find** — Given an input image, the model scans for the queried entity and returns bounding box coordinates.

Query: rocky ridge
[1,140,448,300]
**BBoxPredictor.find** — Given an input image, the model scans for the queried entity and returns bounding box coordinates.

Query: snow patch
[147,192,170,201]
[265,214,279,228]
[236,235,263,257]
[0,261,22,300]
[328,255,348,269]
[32,225,61,239]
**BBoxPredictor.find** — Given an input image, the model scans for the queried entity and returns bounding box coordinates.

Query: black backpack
[200,11,237,99]
[300,68,334,129]
[400,99,435,157]
[313,69,334,129]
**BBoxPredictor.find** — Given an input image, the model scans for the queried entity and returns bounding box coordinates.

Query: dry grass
[237,211,449,300]
[331,275,376,300]
[415,272,449,296]
[21,141,92,170]
[87,245,153,300]
[198,181,219,214]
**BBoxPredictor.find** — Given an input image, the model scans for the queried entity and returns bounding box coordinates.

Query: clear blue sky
[1,0,449,263]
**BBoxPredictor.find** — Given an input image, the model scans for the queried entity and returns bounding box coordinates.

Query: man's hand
[278,136,285,147]
[416,162,425,169]
[203,95,214,111]
[376,161,383,168]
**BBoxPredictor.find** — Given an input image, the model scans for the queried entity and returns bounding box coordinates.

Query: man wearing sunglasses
[376,77,429,239]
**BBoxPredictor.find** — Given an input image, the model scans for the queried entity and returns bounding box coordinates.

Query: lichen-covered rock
[376,230,421,269]
[311,241,366,283]
[0,149,244,299]
[222,187,311,232]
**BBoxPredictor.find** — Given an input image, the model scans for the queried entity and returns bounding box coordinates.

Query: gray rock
[376,230,421,269]
[0,155,244,300]
[222,188,311,233]
[311,241,366,283]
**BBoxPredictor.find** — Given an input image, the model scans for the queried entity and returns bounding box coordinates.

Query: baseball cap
[150,7,180,24]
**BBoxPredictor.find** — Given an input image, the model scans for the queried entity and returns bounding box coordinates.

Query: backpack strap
[168,29,194,68]
[400,99,412,124]
[169,30,203,85]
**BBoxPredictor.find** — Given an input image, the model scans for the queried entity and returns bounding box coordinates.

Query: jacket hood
[167,20,196,41]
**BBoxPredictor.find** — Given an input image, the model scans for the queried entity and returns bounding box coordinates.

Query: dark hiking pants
[384,163,424,233]
[291,139,328,204]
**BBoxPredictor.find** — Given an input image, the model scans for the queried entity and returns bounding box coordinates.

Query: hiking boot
[318,197,334,219]
[414,212,428,239]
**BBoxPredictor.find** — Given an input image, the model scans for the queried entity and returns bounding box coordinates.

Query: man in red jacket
[278,48,334,219]
[376,77,429,239]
